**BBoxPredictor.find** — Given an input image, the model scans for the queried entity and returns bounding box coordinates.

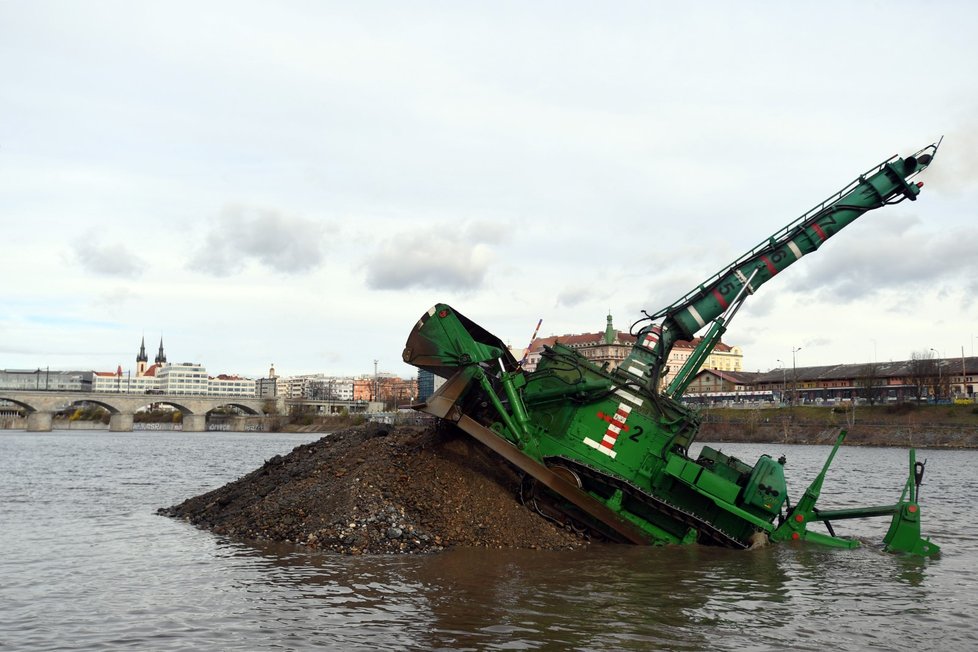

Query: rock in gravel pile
[159,421,588,554]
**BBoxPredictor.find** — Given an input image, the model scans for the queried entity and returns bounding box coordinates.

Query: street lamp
[930,348,943,402]
[776,358,786,404]
[792,347,802,405]
[373,359,379,403]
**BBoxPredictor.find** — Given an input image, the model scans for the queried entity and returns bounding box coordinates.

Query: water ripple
[2,432,978,650]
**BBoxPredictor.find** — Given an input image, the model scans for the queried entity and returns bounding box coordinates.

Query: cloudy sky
[3,1,978,380]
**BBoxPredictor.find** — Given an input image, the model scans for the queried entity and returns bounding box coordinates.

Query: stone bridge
[0,389,285,432]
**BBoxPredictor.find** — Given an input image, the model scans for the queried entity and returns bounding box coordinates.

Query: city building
[685,369,761,394]
[256,377,277,398]
[257,364,278,398]
[417,369,446,402]
[0,369,93,391]
[353,373,418,407]
[208,374,257,397]
[91,339,260,397]
[92,367,160,394]
[278,374,318,399]
[159,362,207,395]
[522,313,743,387]
[278,374,356,401]
[5,338,428,407]
[685,356,978,405]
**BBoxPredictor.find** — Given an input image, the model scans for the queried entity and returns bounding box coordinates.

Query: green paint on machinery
[403,143,941,556]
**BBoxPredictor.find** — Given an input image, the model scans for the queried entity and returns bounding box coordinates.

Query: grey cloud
[635,271,706,316]
[189,206,325,276]
[793,217,978,302]
[76,242,143,278]
[92,287,137,309]
[364,223,501,291]
[741,290,778,318]
[555,286,596,308]
[804,336,833,349]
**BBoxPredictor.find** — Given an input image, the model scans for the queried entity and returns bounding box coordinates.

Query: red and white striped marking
[583,403,632,459]
[518,318,543,368]
[641,328,661,350]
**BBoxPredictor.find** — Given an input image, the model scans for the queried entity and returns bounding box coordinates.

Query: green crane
[403,143,941,556]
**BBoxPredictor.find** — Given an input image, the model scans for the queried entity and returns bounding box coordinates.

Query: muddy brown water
[2,429,976,650]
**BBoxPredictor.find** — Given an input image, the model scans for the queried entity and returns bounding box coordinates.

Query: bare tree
[309,380,328,401]
[906,350,938,403]
[856,361,882,405]
[928,359,950,402]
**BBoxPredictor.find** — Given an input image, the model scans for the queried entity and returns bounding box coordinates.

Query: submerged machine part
[403,144,941,556]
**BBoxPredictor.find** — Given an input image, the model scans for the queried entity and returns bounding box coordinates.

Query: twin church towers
[135,336,167,376]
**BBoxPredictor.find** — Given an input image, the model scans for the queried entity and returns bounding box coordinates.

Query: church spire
[136,336,149,376]
[604,312,616,345]
[155,337,167,365]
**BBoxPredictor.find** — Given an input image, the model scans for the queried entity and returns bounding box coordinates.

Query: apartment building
[523,313,742,386]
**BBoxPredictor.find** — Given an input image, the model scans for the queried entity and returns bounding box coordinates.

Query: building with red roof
[521,313,742,387]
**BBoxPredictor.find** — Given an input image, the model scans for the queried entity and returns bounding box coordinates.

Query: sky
[3,1,978,380]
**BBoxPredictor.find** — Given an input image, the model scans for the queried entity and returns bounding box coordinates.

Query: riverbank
[282,405,978,449]
[10,405,978,448]
[699,403,978,448]
[0,413,387,433]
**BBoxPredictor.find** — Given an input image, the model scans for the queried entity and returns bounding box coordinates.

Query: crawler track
[453,412,748,548]
[545,456,749,549]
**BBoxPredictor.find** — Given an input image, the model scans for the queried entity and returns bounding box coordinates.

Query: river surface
[1,429,976,651]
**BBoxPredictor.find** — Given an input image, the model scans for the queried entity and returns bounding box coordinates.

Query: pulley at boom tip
[905,139,941,178]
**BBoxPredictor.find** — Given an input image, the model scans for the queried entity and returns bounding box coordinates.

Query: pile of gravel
[159,421,587,554]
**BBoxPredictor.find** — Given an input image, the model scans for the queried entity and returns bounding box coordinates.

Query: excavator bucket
[403,304,517,379]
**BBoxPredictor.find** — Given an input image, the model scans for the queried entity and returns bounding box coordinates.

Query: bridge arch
[140,399,195,414]
[1,390,281,432]
[205,402,263,416]
[0,396,36,413]
[57,398,122,415]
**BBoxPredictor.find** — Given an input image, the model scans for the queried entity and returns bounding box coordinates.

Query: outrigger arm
[770,430,940,555]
